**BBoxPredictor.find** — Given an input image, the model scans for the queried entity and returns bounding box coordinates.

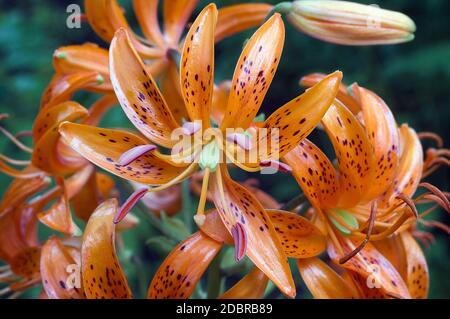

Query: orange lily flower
[52,0,273,122]
[284,77,450,298]
[59,5,342,297]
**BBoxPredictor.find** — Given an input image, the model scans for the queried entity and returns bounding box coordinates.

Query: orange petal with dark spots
[266,209,327,258]
[147,231,222,299]
[300,72,360,114]
[180,4,217,127]
[211,81,231,126]
[297,258,357,299]
[59,123,188,185]
[352,84,400,201]
[400,231,429,299]
[53,44,111,91]
[263,71,342,160]
[220,267,268,299]
[221,14,284,130]
[32,102,88,176]
[40,236,85,299]
[199,209,233,244]
[379,124,423,209]
[328,239,411,299]
[82,199,132,299]
[322,100,375,208]
[110,28,180,148]
[10,247,41,279]
[210,166,295,298]
[215,3,273,43]
[163,0,200,45]
[283,139,339,212]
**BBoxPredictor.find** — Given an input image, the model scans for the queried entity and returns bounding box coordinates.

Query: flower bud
[286,0,416,45]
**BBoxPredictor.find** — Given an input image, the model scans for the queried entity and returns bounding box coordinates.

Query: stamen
[226,133,252,151]
[14,130,33,139]
[325,219,345,255]
[0,126,33,153]
[224,146,261,172]
[0,161,44,179]
[230,222,247,262]
[181,121,201,136]
[412,230,435,248]
[419,183,450,212]
[418,132,444,148]
[339,202,376,264]
[396,193,418,218]
[114,187,148,224]
[370,210,413,241]
[118,144,157,166]
[0,154,30,166]
[419,219,450,234]
[194,168,211,227]
[259,160,292,173]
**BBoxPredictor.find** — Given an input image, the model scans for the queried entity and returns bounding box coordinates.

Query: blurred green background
[0,0,449,298]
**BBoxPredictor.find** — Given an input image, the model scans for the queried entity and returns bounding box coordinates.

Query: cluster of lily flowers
[0,0,449,299]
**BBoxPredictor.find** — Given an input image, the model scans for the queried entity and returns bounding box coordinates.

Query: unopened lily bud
[286,0,416,45]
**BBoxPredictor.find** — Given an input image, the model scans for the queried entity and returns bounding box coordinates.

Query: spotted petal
[283,139,339,212]
[132,0,165,46]
[220,267,268,299]
[160,63,188,123]
[262,71,342,160]
[401,231,429,299]
[211,165,295,298]
[41,237,85,299]
[328,239,410,299]
[82,199,132,299]
[110,28,180,148]
[379,124,423,209]
[352,84,400,201]
[147,231,222,299]
[221,14,284,130]
[180,4,217,127]
[59,123,187,185]
[322,100,375,208]
[215,3,273,43]
[10,247,41,279]
[32,102,88,176]
[267,209,327,258]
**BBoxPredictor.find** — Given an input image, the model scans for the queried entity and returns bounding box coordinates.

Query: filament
[0,126,33,153]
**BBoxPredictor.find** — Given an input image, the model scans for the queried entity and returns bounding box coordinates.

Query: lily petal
[160,63,188,123]
[297,257,357,299]
[267,209,327,258]
[328,239,411,299]
[352,84,400,201]
[180,4,217,127]
[163,0,200,45]
[215,3,273,43]
[211,165,295,298]
[262,71,342,160]
[53,44,111,91]
[32,102,88,176]
[82,199,132,299]
[221,14,284,130]
[147,231,221,299]
[300,73,360,114]
[380,124,423,209]
[40,72,103,108]
[401,231,429,299]
[220,267,268,299]
[41,237,84,299]
[322,100,375,208]
[211,81,231,126]
[38,181,80,236]
[59,123,187,185]
[10,247,41,279]
[110,28,180,148]
[283,139,339,211]
[132,0,165,46]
